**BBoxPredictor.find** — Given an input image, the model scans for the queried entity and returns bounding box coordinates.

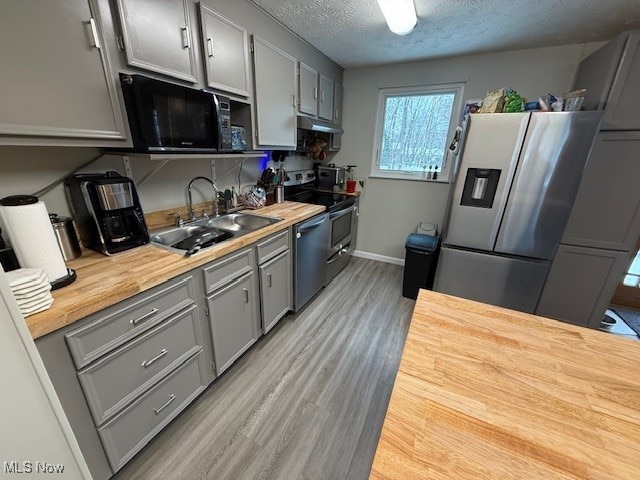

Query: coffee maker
[64,172,149,255]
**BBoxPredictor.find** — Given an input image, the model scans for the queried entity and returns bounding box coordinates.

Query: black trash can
[402,233,441,300]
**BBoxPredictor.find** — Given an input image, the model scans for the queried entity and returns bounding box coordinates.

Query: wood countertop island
[370,289,640,480]
[26,202,324,339]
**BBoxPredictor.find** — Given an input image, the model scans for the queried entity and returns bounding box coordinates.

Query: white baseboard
[353,250,404,266]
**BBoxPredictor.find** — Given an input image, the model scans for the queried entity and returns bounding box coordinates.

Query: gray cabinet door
[252,36,297,148]
[562,131,640,252]
[259,250,291,334]
[115,0,197,83]
[0,0,126,142]
[298,62,318,116]
[602,33,640,130]
[536,245,631,328]
[318,74,334,121]
[206,271,259,375]
[333,83,344,127]
[198,5,250,97]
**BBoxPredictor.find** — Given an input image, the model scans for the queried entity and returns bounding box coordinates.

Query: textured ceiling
[249,0,640,68]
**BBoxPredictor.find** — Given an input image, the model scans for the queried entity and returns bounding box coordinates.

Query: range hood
[297,116,344,134]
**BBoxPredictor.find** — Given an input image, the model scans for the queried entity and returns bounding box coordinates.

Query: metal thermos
[49,214,82,261]
[275,185,285,204]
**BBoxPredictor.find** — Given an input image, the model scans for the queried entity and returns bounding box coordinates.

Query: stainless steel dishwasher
[293,213,330,311]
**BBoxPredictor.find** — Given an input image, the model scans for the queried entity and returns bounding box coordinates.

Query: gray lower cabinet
[98,352,205,471]
[0,0,126,143]
[206,270,260,375]
[77,305,202,425]
[36,228,294,479]
[256,230,292,333]
[36,272,213,480]
[114,0,198,83]
[536,245,631,328]
[259,250,292,334]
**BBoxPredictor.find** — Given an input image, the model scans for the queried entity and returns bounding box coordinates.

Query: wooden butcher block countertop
[370,289,640,480]
[27,202,324,340]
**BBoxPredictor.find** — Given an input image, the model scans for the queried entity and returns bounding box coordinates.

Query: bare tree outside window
[371,84,464,181]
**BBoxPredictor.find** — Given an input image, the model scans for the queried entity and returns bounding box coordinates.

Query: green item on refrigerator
[503,90,524,113]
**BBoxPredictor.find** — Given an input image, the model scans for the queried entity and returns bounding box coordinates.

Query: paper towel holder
[51,268,77,290]
[0,195,77,290]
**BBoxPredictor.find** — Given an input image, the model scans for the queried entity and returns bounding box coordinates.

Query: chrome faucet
[187,176,220,221]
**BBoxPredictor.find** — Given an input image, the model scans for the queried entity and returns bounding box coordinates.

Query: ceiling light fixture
[376,0,417,35]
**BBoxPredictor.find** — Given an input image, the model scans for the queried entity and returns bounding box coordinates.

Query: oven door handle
[327,246,350,264]
[329,205,354,219]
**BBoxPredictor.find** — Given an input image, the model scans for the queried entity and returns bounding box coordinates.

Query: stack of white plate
[6,267,53,317]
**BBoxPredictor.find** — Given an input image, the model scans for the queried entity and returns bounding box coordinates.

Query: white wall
[334,42,605,260]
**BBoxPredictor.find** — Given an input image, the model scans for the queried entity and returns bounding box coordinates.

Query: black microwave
[119,73,232,152]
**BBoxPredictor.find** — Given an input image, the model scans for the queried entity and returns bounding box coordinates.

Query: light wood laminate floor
[115,258,414,480]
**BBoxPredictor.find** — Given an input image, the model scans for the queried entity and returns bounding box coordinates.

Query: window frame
[370,83,465,182]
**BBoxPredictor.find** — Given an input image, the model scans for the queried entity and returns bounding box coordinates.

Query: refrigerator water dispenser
[460,168,501,208]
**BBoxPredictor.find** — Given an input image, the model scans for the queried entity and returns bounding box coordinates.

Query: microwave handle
[212,94,223,150]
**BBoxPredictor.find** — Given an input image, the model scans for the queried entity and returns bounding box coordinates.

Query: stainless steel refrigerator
[434,111,603,313]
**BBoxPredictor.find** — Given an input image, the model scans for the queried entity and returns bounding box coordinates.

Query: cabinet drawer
[66,276,196,369]
[78,305,201,426]
[202,247,254,294]
[98,352,205,472]
[256,229,289,264]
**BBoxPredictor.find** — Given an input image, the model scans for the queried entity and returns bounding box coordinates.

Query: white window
[371,83,464,181]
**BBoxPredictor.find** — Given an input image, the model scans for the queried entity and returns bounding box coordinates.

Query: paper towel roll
[0,201,68,282]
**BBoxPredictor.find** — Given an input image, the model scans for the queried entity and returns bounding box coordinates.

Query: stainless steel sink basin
[198,213,281,233]
[150,212,282,255]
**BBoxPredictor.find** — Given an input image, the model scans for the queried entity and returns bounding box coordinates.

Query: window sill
[368,174,450,184]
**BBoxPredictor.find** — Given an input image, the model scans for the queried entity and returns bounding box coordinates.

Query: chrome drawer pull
[243,288,249,303]
[141,348,168,368]
[153,394,176,415]
[267,273,272,288]
[130,308,159,326]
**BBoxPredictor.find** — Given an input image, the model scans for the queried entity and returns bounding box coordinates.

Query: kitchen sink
[150,212,282,255]
[198,213,281,232]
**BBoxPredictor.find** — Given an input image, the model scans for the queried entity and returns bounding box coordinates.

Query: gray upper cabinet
[562,131,640,252]
[252,36,297,148]
[574,31,640,130]
[298,62,318,116]
[318,74,335,121]
[604,32,640,130]
[198,4,250,97]
[333,83,344,127]
[114,0,198,83]
[0,0,126,143]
